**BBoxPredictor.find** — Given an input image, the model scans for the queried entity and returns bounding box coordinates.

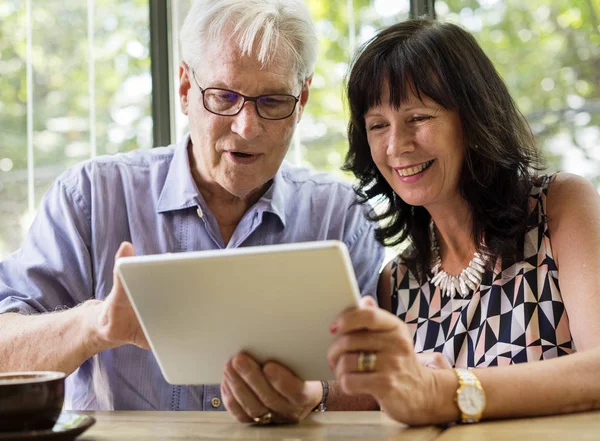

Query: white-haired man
[0,0,384,422]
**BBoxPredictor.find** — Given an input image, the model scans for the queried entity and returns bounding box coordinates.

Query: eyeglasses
[191,69,300,120]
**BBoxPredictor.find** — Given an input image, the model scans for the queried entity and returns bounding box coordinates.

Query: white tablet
[115,240,361,385]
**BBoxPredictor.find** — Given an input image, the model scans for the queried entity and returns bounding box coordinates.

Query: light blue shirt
[0,134,384,410]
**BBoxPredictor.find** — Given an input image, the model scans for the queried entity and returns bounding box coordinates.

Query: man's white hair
[180,0,318,83]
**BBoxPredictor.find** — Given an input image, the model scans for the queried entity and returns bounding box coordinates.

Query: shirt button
[211,397,221,408]
[197,207,204,218]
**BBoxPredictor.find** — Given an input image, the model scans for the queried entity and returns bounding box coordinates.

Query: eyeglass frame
[190,69,302,121]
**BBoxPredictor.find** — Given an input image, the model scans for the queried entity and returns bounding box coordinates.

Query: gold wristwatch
[453,368,486,423]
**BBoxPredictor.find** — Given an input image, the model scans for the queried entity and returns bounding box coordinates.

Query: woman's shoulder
[528,173,597,214]
[546,172,596,193]
[542,172,600,266]
[544,172,599,214]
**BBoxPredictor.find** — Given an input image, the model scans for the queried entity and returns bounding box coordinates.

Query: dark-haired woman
[328,19,600,425]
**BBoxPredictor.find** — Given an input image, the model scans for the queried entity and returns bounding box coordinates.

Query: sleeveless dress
[391,175,574,367]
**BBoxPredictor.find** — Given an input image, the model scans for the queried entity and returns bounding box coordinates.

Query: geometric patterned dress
[390,175,575,367]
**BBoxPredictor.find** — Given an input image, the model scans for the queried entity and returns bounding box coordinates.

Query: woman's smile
[394,159,435,181]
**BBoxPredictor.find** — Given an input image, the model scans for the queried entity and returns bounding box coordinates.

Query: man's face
[179,38,310,201]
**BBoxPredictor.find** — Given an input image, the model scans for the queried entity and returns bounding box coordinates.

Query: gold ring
[357,351,366,372]
[253,411,273,425]
[357,352,376,373]
[365,352,377,372]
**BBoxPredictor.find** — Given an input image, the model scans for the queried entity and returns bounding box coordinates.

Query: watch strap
[454,368,484,423]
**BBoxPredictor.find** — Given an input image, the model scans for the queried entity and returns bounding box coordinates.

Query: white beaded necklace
[429,221,486,298]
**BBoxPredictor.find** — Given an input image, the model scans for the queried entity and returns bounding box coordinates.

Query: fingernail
[329,322,338,334]
[234,356,248,373]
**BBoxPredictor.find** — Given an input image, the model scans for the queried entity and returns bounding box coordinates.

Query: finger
[338,372,385,397]
[327,329,407,369]
[221,380,253,423]
[360,296,378,309]
[224,358,269,419]
[263,362,313,408]
[328,331,388,362]
[332,306,400,336]
[415,352,452,369]
[232,354,297,416]
[113,241,135,297]
[334,352,386,378]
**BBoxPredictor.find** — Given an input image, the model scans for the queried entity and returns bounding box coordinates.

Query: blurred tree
[0,0,598,258]
[302,0,599,186]
[437,0,599,186]
[0,0,151,256]
[300,0,409,176]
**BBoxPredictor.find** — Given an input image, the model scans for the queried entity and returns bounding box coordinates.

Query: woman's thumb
[359,295,378,309]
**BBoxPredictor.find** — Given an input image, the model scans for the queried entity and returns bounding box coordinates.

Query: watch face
[457,385,485,415]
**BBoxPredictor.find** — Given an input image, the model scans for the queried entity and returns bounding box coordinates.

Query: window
[1,0,598,258]
[438,0,600,187]
[0,0,152,258]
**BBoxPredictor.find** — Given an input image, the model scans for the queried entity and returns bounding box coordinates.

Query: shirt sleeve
[0,175,94,315]
[344,201,386,303]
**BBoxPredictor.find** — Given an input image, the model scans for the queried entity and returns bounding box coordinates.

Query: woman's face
[365,86,465,209]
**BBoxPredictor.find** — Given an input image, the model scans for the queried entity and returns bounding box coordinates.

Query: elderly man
[0,0,383,422]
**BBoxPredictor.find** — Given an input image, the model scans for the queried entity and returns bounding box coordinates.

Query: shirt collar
[253,166,288,227]
[156,133,201,213]
[156,133,288,227]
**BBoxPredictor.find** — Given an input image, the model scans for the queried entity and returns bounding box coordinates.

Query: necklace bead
[429,221,485,298]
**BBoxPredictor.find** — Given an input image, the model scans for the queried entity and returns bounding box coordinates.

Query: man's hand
[92,242,150,350]
[221,353,322,424]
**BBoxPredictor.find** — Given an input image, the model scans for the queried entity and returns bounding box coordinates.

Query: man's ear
[179,61,192,115]
[297,74,313,121]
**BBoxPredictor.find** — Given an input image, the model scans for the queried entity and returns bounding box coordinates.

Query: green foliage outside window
[0,0,598,258]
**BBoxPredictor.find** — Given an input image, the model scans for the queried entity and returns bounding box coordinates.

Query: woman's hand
[327,296,443,425]
[415,352,452,369]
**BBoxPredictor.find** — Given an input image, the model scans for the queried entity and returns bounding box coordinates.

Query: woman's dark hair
[343,19,544,280]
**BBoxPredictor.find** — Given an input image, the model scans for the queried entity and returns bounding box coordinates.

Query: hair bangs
[398,43,457,111]
[349,41,456,125]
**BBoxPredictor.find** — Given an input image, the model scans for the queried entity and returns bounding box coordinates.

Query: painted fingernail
[329,322,338,334]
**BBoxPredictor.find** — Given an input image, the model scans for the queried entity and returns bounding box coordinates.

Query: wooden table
[438,411,600,441]
[79,410,600,441]
[80,411,441,441]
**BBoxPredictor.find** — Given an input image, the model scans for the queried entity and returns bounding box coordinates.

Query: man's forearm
[0,300,109,375]
[326,381,379,411]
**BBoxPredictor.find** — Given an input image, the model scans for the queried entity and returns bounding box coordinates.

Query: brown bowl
[0,371,65,433]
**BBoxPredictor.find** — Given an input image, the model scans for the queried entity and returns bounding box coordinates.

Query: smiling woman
[332,18,600,426]
[363,89,466,207]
